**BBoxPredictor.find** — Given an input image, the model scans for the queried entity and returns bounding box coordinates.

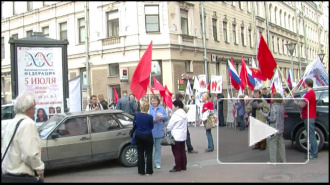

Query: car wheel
[295,127,325,152]
[119,145,138,167]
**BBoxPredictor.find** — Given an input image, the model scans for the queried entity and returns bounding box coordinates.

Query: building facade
[1,1,327,107]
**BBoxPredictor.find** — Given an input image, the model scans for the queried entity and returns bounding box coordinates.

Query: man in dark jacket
[98,94,108,110]
[217,93,225,127]
[116,90,137,114]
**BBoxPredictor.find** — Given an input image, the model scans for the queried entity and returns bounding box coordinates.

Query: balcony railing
[102,36,120,46]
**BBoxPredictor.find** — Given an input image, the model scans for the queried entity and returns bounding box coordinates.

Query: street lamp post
[286,42,297,82]
[318,50,325,63]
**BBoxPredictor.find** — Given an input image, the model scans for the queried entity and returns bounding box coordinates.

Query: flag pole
[276,65,302,116]
[149,74,151,103]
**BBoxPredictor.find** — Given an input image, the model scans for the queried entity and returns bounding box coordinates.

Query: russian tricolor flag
[241,56,255,91]
[287,69,293,89]
[228,59,241,90]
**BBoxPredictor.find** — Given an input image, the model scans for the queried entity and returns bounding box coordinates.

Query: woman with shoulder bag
[166,100,188,172]
[200,93,215,152]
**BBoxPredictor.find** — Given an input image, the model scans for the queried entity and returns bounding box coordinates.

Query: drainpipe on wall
[201,2,208,83]
[295,2,301,78]
[85,2,91,102]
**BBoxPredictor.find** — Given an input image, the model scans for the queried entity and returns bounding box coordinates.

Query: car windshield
[38,114,65,138]
[1,105,15,120]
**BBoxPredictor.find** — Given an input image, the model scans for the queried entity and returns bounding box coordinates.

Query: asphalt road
[44,125,329,182]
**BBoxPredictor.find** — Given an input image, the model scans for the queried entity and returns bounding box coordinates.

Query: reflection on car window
[58,117,88,137]
[1,105,15,120]
[319,91,329,106]
[39,114,65,138]
[112,113,133,127]
[90,114,120,133]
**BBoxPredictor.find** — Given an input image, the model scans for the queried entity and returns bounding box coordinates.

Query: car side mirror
[51,132,60,139]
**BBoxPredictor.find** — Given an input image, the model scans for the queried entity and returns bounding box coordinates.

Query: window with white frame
[27,2,33,11]
[247,2,251,12]
[145,5,160,32]
[151,61,162,85]
[1,37,4,59]
[185,60,193,72]
[241,26,245,46]
[42,26,49,37]
[282,39,285,55]
[107,10,119,37]
[212,18,218,41]
[248,29,252,47]
[60,22,67,40]
[108,63,119,77]
[223,21,228,42]
[272,36,275,52]
[78,18,85,43]
[13,2,17,15]
[232,24,236,44]
[26,30,33,37]
[239,2,242,10]
[180,9,188,35]
[277,38,280,54]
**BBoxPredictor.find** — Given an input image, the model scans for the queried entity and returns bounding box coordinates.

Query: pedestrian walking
[2,91,45,183]
[167,100,187,172]
[98,94,108,110]
[116,90,137,115]
[133,103,154,175]
[294,78,318,159]
[175,93,198,154]
[149,95,168,169]
[267,93,286,163]
[235,95,246,131]
[201,92,214,152]
[86,95,103,111]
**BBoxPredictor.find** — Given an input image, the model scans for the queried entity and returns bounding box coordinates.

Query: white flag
[193,76,200,90]
[185,80,193,100]
[270,69,284,97]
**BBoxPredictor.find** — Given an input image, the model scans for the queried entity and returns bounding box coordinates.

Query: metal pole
[291,54,294,82]
[201,2,208,83]
[85,2,91,102]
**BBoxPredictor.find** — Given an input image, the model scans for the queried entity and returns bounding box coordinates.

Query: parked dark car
[283,86,329,152]
[37,109,137,169]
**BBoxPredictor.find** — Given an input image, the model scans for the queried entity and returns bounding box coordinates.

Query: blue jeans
[304,118,318,158]
[238,115,245,130]
[206,129,214,151]
[153,138,162,167]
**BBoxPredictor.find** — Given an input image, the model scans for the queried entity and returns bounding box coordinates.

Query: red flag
[257,35,277,80]
[271,81,276,94]
[250,67,267,81]
[153,76,165,91]
[239,56,248,91]
[130,41,152,101]
[163,86,173,110]
[113,87,119,103]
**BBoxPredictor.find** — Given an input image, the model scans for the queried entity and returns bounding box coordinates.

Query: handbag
[1,119,38,183]
[204,113,215,130]
[160,132,175,146]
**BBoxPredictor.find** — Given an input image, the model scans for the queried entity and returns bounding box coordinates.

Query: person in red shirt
[294,78,317,159]
[201,92,214,152]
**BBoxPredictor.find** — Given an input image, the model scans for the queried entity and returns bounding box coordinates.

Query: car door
[317,90,329,131]
[90,114,128,161]
[46,116,92,168]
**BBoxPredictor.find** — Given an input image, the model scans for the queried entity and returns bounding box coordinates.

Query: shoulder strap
[1,118,25,163]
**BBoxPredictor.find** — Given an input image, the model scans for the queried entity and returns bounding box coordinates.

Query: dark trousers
[136,133,154,175]
[171,141,187,171]
[218,108,225,126]
[186,128,194,152]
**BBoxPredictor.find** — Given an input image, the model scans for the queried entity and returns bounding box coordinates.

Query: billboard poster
[210,75,222,94]
[17,47,63,126]
[197,74,208,92]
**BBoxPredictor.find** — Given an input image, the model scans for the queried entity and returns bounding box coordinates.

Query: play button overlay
[249,116,278,147]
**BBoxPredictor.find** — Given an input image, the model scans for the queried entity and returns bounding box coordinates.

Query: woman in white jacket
[166,100,188,172]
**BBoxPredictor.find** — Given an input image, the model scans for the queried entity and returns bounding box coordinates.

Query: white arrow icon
[249,116,278,147]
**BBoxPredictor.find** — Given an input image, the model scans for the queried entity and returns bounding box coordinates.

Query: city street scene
[1,1,329,183]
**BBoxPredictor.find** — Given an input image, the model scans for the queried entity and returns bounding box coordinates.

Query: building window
[275,7,277,24]
[286,41,289,55]
[27,2,33,11]
[239,2,242,10]
[151,61,162,85]
[248,29,252,47]
[185,60,193,72]
[60,22,67,40]
[1,37,4,59]
[282,39,285,55]
[145,5,159,33]
[232,24,236,44]
[256,2,259,16]
[223,22,228,42]
[108,63,119,77]
[216,62,220,75]
[241,26,245,46]
[277,38,280,54]
[42,26,49,37]
[26,30,33,37]
[247,2,251,12]
[107,10,119,37]
[78,18,85,43]
[272,36,275,52]
[279,10,282,26]
[180,9,188,35]
[212,18,218,41]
